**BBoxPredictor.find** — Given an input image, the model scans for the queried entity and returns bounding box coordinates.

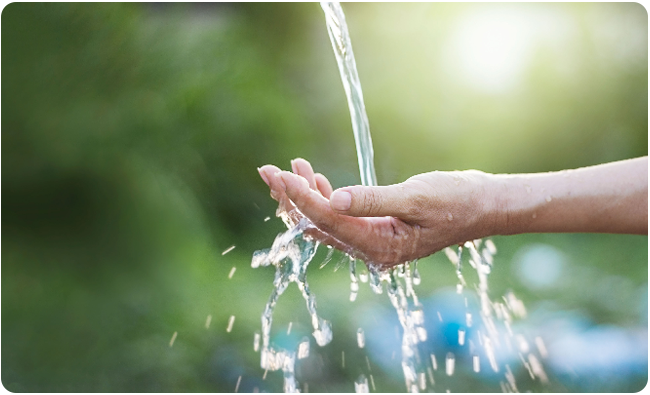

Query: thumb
[329,184,418,219]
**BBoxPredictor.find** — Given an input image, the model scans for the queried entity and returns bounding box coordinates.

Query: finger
[315,173,334,199]
[278,171,370,241]
[291,158,319,192]
[329,183,420,220]
[260,165,295,212]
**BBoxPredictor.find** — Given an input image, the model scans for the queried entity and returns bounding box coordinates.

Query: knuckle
[362,188,383,216]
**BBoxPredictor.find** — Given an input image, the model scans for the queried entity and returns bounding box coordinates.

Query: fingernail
[275,172,287,191]
[330,190,351,211]
[290,159,297,173]
[258,168,270,186]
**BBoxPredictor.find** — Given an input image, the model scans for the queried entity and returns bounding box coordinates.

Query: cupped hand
[258,158,497,268]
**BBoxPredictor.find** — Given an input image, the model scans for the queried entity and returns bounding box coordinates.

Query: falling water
[320,1,377,187]
[321,2,433,391]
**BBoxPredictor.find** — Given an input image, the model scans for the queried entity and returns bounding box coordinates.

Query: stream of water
[251,2,549,392]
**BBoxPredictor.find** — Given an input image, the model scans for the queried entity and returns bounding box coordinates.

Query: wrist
[479,172,510,237]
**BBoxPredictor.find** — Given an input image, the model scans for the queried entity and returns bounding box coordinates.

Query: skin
[258,157,648,268]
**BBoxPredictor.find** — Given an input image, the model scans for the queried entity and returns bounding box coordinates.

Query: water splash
[252,218,331,392]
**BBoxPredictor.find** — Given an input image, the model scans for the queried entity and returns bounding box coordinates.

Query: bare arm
[259,157,647,267]
[491,157,648,235]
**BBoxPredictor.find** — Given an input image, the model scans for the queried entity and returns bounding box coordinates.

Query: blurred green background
[2,2,647,392]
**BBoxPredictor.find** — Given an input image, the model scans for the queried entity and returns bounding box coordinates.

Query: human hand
[258,158,497,268]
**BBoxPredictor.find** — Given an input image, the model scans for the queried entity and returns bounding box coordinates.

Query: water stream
[251,2,549,392]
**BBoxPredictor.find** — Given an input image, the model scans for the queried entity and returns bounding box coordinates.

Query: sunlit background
[2,3,647,392]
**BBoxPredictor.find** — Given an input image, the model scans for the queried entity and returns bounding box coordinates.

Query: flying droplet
[227,315,235,332]
[357,328,365,348]
[298,337,310,359]
[169,331,177,347]
[535,336,548,358]
[228,266,237,279]
[222,245,236,255]
[545,196,552,202]
[418,372,427,390]
[253,331,260,352]
[430,353,438,370]
[458,329,466,346]
[445,353,455,376]
[447,213,454,221]
[473,355,480,372]
[205,315,212,329]
[355,374,369,393]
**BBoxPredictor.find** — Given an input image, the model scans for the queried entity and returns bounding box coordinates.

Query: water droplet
[473,355,480,372]
[169,331,177,347]
[413,268,421,285]
[444,247,459,265]
[205,315,212,329]
[298,337,310,359]
[528,353,549,383]
[227,315,235,332]
[458,329,466,345]
[445,353,455,376]
[253,331,260,352]
[264,216,271,222]
[228,267,237,279]
[545,195,552,202]
[235,375,242,393]
[515,334,529,353]
[485,239,497,254]
[418,372,427,390]
[456,283,463,294]
[430,353,438,370]
[505,365,518,392]
[350,291,358,302]
[447,213,454,221]
[357,328,366,348]
[437,312,443,322]
[416,326,428,342]
[355,374,369,393]
[342,351,345,368]
[369,374,376,391]
[319,247,335,269]
[222,245,236,255]
[466,312,473,327]
[287,322,293,335]
[535,336,548,358]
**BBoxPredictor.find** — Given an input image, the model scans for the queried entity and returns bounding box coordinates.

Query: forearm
[488,157,648,236]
